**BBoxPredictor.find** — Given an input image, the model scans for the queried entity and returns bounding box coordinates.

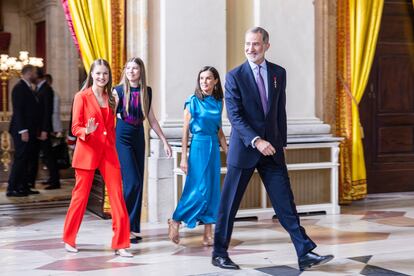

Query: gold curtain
[68,0,125,214]
[68,0,111,72]
[336,0,384,203]
[67,0,125,82]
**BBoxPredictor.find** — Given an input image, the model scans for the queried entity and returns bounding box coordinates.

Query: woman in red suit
[63,59,132,257]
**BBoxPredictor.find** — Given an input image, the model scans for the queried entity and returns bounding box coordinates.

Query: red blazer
[71,87,120,170]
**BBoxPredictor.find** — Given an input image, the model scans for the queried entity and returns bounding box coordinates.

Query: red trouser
[63,157,130,249]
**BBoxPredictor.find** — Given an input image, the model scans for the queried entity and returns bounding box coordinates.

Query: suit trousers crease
[213,155,316,258]
[63,156,130,249]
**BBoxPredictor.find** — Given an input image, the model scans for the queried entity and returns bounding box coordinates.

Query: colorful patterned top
[114,85,152,126]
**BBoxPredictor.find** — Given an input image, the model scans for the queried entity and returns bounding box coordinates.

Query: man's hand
[254,138,276,156]
[21,132,29,142]
[38,131,48,141]
[55,132,63,138]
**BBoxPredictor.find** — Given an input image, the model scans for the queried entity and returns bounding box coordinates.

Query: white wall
[158,0,227,127]
[255,0,317,122]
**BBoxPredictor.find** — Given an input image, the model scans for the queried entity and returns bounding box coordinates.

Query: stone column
[16,0,78,121]
[126,0,151,221]
[126,0,148,64]
[44,0,79,119]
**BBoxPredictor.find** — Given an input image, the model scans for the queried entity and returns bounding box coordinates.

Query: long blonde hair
[119,57,150,120]
[81,59,116,113]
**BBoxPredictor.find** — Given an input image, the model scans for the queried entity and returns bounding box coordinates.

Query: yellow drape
[350,0,383,190]
[337,0,383,203]
[68,0,111,73]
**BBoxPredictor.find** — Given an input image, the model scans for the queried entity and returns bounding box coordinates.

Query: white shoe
[115,248,133,258]
[64,243,78,253]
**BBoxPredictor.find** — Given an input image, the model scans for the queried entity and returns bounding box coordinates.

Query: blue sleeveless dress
[172,94,222,228]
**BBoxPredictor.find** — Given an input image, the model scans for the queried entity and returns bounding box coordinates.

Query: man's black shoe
[212,256,240,270]
[130,236,143,244]
[45,184,61,190]
[298,251,334,271]
[41,180,52,185]
[26,189,40,195]
[6,190,28,197]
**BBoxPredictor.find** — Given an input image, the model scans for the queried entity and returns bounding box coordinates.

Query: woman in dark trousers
[113,57,172,241]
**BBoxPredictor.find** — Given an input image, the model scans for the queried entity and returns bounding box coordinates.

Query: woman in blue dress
[113,57,172,242]
[168,66,227,246]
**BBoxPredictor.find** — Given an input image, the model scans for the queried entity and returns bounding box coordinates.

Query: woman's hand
[164,142,172,158]
[180,157,188,174]
[85,117,99,135]
[112,89,119,106]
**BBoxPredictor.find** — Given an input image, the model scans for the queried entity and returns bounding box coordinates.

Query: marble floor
[1,193,414,275]
[0,179,74,207]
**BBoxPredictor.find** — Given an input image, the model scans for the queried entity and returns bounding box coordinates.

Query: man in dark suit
[212,27,334,271]
[30,67,60,190]
[7,65,40,196]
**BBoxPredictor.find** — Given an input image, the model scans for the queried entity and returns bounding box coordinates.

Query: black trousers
[213,152,316,258]
[41,136,60,185]
[8,132,36,192]
[27,136,60,187]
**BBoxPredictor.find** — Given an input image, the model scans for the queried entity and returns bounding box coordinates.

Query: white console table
[171,136,341,220]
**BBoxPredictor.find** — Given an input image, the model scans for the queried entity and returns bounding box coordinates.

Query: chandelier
[0,51,43,73]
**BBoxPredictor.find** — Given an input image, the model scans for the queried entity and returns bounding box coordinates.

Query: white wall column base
[147,139,175,223]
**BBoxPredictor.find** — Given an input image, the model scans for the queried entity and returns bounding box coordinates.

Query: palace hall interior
[1,0,414,275]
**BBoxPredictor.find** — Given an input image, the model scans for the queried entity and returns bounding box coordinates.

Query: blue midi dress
[172,94,222,228]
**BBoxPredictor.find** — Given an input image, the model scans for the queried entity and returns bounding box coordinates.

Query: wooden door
[35,21,46,71]
[360,0,414,193]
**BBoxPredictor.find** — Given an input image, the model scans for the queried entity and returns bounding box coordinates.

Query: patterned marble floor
[0,179,74,206]
[1,192,414,275]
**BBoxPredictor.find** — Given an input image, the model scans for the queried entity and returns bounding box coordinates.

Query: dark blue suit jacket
[9,80,40,137]
[226,60,287,168]
[37,82,54,133]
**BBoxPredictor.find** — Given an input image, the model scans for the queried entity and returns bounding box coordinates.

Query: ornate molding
[20,0,58,22]
[314,0,337,130]
[110,0,125,83]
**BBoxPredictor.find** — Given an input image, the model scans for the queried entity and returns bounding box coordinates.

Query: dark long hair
[194,66,223,101]
[119,57,150,120]
[81,59,115,112]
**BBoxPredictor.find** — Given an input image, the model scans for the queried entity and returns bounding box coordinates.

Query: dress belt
[192,133,218,141]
